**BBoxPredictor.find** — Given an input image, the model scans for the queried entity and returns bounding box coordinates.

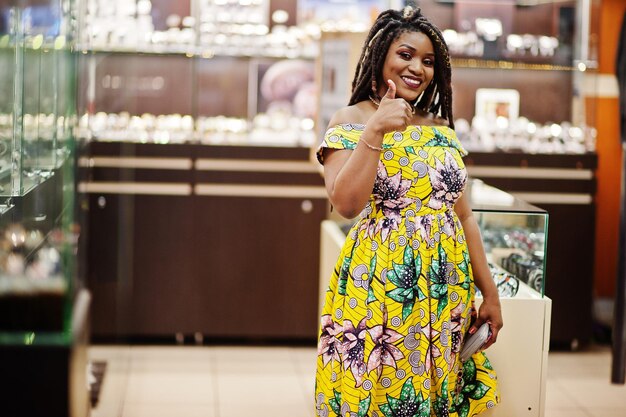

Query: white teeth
[402,77,421,88]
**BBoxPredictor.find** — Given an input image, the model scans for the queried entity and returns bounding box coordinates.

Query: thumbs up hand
[369,79,414,135]
[382,78,397,100]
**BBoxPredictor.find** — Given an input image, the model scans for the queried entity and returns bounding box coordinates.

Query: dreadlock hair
[349,6,455,128]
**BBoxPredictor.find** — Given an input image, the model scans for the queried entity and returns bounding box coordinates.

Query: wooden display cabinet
[84,142,327,341]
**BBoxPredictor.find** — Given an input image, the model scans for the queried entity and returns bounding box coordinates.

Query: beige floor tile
[298,372,316,404]
[129,346,214,374]
[585,407,626,417]
[213,345,295,362]
[121,404,218,417]
[88,344,626,417]
[292,347,317,376]
[90,345,133,361]
[556,378,626,408]
[216,373,305,405]
[130,346,214,363]
[547,350,612,380]
[89,346,132,417]
[213,345,301,377]
[218,400,313,417]
[130,356,213,373]
[289,346,317,361]
[214,356,295,375]
[545,382,579,408]
[543,407,592,417]
[124,372,215,405]
[130,360,213,374]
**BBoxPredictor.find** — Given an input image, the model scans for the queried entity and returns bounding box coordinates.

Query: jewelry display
[474,262,520,298]
[77,111,317,147]
[0,112,69,185]
[442,28,563,63]
[81,0,320,59]
[73,103,597,153]
[475,18,503,42]
[0,223,67,296]
[501,252,544,293]
[455,116,596,154]
[481,225,546,294]
[297,0,374,33]
[76,2,594,155]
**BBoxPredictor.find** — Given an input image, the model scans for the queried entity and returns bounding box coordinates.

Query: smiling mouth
[401,76,422,89]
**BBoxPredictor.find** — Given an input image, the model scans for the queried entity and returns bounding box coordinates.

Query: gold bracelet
[360,138,383,152]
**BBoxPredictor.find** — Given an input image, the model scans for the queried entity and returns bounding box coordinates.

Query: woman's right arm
[322,80,413,218]
[322,124,383,219]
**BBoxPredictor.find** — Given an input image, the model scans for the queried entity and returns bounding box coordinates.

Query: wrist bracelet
[360,138,383,152]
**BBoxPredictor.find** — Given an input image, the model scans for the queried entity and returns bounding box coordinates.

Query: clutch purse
[460,322,492,362]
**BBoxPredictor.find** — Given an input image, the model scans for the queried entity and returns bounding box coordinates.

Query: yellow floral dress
[315,124,499,417]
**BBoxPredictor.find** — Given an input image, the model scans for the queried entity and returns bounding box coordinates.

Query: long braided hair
[349,6,454,128]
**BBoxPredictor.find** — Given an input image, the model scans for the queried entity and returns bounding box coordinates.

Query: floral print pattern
[367,310,405,377]
[342,317,368,387]
[315,125,499,417]
[380,377,431,417]
[319,314,343,368]
[386,246,426,322]
[373,163,415,242]
[428,151,468,210]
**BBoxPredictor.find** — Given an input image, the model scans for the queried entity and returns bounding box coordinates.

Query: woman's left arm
[454,192,503,349]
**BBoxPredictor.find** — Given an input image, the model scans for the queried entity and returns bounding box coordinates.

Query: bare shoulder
[413,109,449,127]
[432,115,450,126]
[327,101,373,129]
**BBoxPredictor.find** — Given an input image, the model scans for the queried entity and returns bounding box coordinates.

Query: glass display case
[0,1,87,416]
[0,0,81,340]
[468,179,548,296]
[0,1,75,201]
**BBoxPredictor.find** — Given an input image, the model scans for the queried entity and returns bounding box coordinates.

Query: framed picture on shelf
[248,58,316,119]
[475,88,520,122]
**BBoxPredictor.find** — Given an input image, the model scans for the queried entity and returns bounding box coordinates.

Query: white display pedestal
[319,220,552,417]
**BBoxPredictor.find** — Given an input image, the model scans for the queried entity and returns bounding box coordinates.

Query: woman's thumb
[384,79,396,99]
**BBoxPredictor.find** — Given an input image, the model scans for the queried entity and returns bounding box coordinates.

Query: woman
[315,7,502,417]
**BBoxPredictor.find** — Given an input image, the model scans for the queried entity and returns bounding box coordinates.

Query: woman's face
[378,31,435,102]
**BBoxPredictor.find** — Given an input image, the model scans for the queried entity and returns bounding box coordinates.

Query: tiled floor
[90,344,626,417]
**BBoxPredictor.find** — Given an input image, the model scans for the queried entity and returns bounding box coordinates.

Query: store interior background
[1,0,626,416]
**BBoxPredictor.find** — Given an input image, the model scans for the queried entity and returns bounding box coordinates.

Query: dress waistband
[360,206,452,221]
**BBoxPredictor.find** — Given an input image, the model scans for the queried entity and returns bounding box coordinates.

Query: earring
[425,84,437,109]
[413,92,424,107]
[371,79,382,101]
[414,81,433,109]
